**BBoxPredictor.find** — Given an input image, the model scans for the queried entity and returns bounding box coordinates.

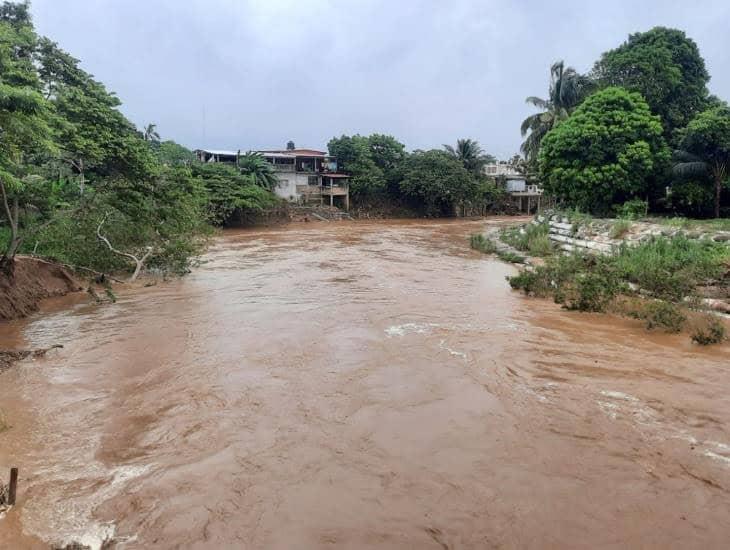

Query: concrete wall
[273,173,316,201]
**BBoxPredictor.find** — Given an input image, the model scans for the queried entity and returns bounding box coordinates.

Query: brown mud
[0,218,729,549]
[0,257,82,321]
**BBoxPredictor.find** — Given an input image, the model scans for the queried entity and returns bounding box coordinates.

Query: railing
[271,164,295,172]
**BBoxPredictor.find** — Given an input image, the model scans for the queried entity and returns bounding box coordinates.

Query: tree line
[327,134,506,216]
[521,27,730,218]
[0,2,278,279]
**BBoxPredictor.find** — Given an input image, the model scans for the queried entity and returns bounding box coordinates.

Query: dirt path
[0,218,729,549]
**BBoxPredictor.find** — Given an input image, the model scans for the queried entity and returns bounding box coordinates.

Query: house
[195,147,350,210]
[484,161,545,213]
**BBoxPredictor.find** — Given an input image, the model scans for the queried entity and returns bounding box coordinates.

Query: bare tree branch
[96,212,154,282]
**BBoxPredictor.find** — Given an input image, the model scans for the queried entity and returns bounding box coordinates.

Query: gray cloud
[31,0,730,159]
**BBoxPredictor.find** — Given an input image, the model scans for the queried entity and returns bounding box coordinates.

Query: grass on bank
[508,235,729,344]
[500,220,554,257]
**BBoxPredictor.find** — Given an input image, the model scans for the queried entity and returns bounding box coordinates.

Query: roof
[195,149,239,156]
[259,148,327,157]
[259,152,296,159]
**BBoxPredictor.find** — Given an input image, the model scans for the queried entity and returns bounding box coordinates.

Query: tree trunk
[712,162,726,219]
[0,180,21,274]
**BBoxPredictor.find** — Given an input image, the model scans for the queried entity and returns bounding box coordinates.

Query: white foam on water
[438,340,467,360]
[600,390,639,402]
[703,450,730,466]
[597,401,619,420]
[384,323,439,337]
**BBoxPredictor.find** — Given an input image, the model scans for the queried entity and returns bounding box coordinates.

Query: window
[308,176,318,186]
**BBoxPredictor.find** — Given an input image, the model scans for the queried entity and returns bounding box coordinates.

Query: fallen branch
[96,213,154,282]
[21,255,127,285]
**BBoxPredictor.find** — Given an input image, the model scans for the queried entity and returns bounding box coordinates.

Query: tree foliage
[592,27,710,143]
[673,106,730,218]
[539,87,669,213]
[521,61,593,164]
[443,138,495,176]
[399,150,477,216]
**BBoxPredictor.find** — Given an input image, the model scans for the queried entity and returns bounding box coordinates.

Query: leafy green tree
[539,87,669,213]
[237,151,277,190]
[592,27,710,143]
[673,106,730,218]
[399,150,477,216]
[155,140,196,166]
[0,6,55,270]
[521,61,592,164]
[327,134,387,203]
[367,134,407,173]
[443,138,495,176]
[190,162,279,224]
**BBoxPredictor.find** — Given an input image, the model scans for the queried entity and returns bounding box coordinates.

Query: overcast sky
[30,0,730,159]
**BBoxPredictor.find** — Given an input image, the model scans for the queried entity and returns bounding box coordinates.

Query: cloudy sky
[30,0,730,159]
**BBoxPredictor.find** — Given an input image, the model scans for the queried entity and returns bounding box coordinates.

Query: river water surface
[1,219,729,549]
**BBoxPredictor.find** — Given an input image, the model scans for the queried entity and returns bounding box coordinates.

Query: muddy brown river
[0,219,729,549]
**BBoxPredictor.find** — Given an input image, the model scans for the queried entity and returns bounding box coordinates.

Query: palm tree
[238,152,278,191]
[520,61,592,163]
[443,138,495,176]
[143,123,160,143]
[673,150,727,218]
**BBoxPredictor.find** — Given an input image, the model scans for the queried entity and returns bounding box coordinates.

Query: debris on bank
[0,345,63,374]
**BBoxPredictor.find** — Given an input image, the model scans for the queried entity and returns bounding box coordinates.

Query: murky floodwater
[1,218,729,549]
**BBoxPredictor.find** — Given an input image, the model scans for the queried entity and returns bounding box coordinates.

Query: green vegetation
[609,219,632,239]
[443,139,495,177]
[539,87,669,214]
[508,233,729,343]
[470,233,496,254]
[628,300,687,333]
[497,250,526,264]
[525,27,728,220]
[0,2,279,279]
[520,61,593,165]
[500,221,553,256]
[592,27,710,143]
[673,106,730,218]
[691,315,727,345]
[328,133,504,216]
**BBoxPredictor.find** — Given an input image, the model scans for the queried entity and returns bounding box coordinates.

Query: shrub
[691,316,727,345]
[609,219,632,239]
[560,271,621,312]
[631,300,687,332]
[470,233,496,254]
[497,250,526,264]
[614,199,648,220]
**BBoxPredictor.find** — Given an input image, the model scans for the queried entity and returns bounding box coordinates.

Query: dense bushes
[508,233,729,343]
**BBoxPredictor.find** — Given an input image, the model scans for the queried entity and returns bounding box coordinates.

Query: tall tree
[143,123,160,143]
[539,87,669,213]
[0,4,55,270]
[592,27,710,144]
[520,61,592,164]
[673,106,730,218]
[443,138,494,176]
[399,150,477,216]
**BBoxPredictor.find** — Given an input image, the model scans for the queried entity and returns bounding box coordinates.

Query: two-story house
[195,147,350,210]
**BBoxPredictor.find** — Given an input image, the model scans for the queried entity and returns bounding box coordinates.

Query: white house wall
[273,173,315,200]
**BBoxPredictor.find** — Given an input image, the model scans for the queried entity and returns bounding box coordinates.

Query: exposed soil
[0,257,82,321]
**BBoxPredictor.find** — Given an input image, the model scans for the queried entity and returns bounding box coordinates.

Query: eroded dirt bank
[0,256,82,321]
[0,218,729,549]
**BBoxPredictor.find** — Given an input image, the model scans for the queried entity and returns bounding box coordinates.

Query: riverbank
[473,213,730,345]
[0,257,83,321]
